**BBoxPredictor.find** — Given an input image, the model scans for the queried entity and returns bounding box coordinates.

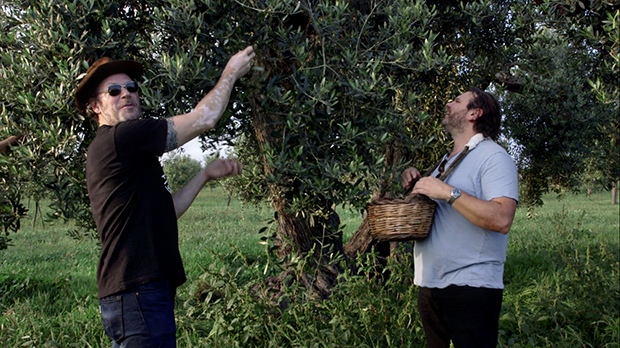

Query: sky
[180,137,205,163]
[163,137,232,165]
[160,137,206,165]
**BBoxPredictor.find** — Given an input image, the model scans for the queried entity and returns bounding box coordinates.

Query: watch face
[449,188,461,205]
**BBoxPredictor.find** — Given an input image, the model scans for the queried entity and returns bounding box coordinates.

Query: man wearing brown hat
[76,46,254,348]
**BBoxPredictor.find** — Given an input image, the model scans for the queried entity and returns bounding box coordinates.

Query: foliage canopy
[0,0,617,251]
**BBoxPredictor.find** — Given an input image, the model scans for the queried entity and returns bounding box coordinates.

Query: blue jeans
[99,281,177,348]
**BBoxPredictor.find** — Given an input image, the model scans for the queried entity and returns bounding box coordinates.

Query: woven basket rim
[369,194,434,206]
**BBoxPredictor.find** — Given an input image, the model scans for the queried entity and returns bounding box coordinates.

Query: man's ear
[469,108,483,121]
[89,98,100,114]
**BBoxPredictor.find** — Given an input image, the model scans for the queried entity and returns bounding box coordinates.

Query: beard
[119,106,141,121]
[442,109,465,135]
[116,101,141,123]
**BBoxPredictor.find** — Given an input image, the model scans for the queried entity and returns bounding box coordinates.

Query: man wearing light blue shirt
[402,88,519,348]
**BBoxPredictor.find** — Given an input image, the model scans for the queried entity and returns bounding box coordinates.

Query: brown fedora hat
[75,57,143,114]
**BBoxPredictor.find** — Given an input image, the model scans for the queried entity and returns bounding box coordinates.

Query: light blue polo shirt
[413,139,519,289]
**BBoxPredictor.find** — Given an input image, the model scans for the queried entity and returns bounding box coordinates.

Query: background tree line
[1,0,618,294]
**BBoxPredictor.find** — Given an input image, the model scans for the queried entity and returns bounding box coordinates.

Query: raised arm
[165,46,255,151]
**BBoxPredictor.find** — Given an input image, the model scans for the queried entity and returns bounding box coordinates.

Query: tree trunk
[343,214,413,283]
[612,181,618,205]
[272,197,343,298]
[249,104,409,296]
[249,91,344,298]
[344,216,374,260]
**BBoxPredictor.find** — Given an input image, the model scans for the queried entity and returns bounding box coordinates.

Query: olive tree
[211,0,533,295]
[0,0,528,281]
[501,1,619,206]
[9,0,610,296]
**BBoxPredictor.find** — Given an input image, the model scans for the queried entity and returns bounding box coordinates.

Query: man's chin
[120,110,140,121]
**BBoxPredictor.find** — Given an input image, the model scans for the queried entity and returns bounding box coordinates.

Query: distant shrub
[162,151,202,192]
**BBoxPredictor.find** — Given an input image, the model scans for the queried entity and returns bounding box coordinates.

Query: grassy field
[0,187,618,347]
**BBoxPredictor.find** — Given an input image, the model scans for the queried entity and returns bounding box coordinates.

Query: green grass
[177,187,272,280]
[0,188,618,347]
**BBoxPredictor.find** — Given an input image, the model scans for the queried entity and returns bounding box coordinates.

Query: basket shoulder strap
[437,147,470,182]
[403,157,446,198]
[404,146,471,198]
[422,158,445,178]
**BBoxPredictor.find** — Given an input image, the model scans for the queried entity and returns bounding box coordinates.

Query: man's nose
[119,87,131,97]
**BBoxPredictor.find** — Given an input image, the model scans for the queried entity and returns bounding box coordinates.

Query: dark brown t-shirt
[86,118,186,299]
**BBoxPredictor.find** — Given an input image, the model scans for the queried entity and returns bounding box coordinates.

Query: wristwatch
[447,187,462,205]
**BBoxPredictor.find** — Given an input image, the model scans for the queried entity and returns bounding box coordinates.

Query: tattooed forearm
[192,75,234,128]
[165,118,178,151]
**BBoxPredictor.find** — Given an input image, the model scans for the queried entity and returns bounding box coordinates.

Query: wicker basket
[367,195,437,242]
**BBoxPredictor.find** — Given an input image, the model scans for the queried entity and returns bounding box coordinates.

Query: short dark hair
[467,87,501,141]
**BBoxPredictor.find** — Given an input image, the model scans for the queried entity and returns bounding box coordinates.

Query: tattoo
[192,75,234,128]
[165,118,178,151]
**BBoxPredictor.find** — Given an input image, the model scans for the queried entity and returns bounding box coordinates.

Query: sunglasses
[98,81,140,96]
